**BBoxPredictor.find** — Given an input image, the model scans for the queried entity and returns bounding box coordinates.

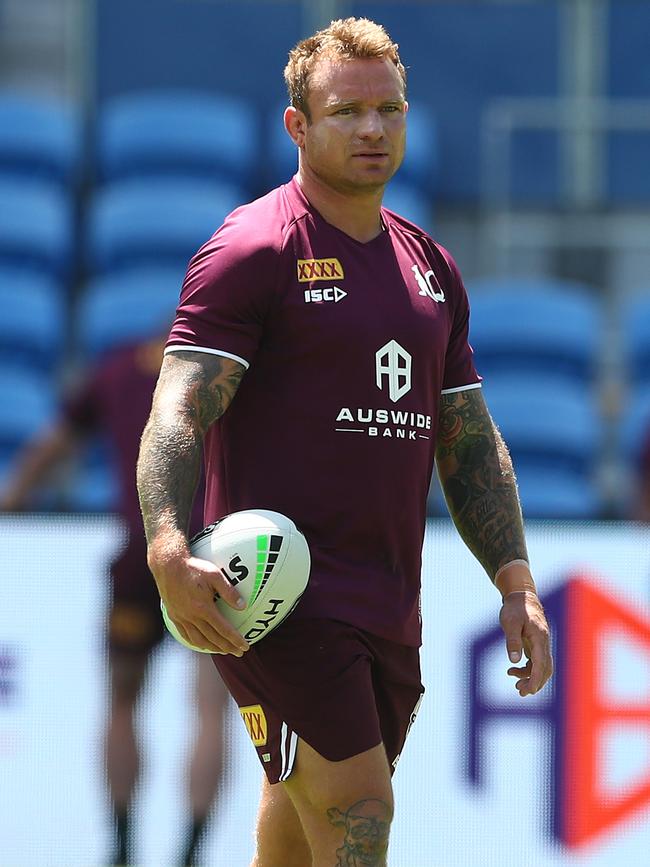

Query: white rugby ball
[161,509,311,653]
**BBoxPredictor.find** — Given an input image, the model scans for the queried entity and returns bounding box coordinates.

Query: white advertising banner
[1,515,650,866]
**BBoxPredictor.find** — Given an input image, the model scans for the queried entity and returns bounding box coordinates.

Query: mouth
[352,152,390,162]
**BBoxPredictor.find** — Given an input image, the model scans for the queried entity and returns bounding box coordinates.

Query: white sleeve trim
[164,345,250,369]
[440,381,482,395]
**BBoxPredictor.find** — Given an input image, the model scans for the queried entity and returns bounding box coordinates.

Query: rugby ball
[161,509,311,653]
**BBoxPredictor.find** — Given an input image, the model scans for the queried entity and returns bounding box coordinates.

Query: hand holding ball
[161,509,311,652]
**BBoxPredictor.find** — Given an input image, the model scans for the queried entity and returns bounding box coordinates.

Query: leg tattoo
[327,798,392,866]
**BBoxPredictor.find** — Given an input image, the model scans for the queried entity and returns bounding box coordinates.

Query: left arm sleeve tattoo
[435,388,528,580]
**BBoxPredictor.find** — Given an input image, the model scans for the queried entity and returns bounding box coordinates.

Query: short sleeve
[439,249,482,394]
[166,216,279,368]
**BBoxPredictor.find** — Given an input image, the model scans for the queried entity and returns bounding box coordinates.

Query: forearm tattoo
[327,799,392,866]
[137,351,246,544]
[435,388,528,579]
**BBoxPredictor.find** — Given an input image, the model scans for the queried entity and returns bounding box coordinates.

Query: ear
[285,105,307,147]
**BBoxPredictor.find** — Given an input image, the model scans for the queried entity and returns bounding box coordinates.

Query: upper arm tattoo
[136,351,246,543]
[162,350,247,435]
[435,388,528,578]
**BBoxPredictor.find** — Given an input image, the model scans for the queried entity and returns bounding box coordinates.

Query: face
[286,56,407,195]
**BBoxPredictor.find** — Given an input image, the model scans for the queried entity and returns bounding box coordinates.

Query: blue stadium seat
[383,181,434,232]
[514,465,603,519]
[0,91,81,185]
[0,367,56,462]
[97,89,258,191]
[469,278,602,383]
[76,265,186,358]
[606,3,650,203]
[400,102,438,194]
[484,374,604,517]
[86,177,245,274]
[0,268,66,370]
[622,293,650,388]
[0,178,74,278]
[66,439,119,512]
[483,374,601,477]
[268,103,298,187]
[619,385,650,472]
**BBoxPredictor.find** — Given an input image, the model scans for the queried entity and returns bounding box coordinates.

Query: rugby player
[137,17,553,866]
[1,335,229,866]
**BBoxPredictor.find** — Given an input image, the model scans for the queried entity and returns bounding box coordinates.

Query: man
[0,334,230,866]
[137,17,553,867]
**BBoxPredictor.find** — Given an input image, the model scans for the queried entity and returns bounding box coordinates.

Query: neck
[296,165,385,243]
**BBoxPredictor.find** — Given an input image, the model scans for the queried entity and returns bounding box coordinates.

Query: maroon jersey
[167,178,481,645]
[65,345,157,533]
[64,344,204,538]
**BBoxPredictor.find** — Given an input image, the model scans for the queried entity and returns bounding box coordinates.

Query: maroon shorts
[108,540,166,655]
[213,618,424,784]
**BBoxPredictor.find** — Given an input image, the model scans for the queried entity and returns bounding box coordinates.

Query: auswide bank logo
[467,573,650,849]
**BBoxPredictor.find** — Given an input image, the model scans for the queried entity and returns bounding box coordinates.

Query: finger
[175,620,215,653]
[502,626,524,664]
[188,556,247,612]
[195,614,249,655]
[524,639,552,694]
[507,660,532,678]
[183,619,246,656]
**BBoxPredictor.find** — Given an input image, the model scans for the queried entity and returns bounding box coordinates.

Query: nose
[356,109,384,140]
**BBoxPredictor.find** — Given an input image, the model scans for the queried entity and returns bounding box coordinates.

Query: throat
[296,172,385,243]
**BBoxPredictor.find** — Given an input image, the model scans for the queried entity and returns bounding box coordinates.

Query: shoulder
[194,182,308,266]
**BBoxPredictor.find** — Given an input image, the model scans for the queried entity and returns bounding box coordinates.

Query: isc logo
[304,286,347,304]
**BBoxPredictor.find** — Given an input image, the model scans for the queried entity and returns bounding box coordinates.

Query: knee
[110,652,147,707]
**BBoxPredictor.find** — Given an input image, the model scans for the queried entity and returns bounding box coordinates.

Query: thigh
[213,619,384,784]
[252,776,311,867]
[108,544,165,655]
[284,740,393,867]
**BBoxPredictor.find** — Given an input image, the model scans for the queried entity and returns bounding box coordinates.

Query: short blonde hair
[284,17,407,119]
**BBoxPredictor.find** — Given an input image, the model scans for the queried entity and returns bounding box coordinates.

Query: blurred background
[1,1,650,865]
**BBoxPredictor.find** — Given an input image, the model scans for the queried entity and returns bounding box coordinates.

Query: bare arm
[435,388,527,578]
[435,388,553,695]
[136,350,249,654]
[0,422,77,511]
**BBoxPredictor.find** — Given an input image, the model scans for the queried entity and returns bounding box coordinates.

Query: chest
[269,231,452,363]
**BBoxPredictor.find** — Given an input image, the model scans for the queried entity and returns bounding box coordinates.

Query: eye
[335,107,355,115]
[381,105,401,113]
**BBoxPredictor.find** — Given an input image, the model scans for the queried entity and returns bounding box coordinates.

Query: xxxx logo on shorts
[297,258,344,282]
[240,704,268,746]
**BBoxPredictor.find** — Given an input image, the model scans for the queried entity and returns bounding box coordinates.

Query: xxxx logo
[240,704,268,746]
[297,258,344,282]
